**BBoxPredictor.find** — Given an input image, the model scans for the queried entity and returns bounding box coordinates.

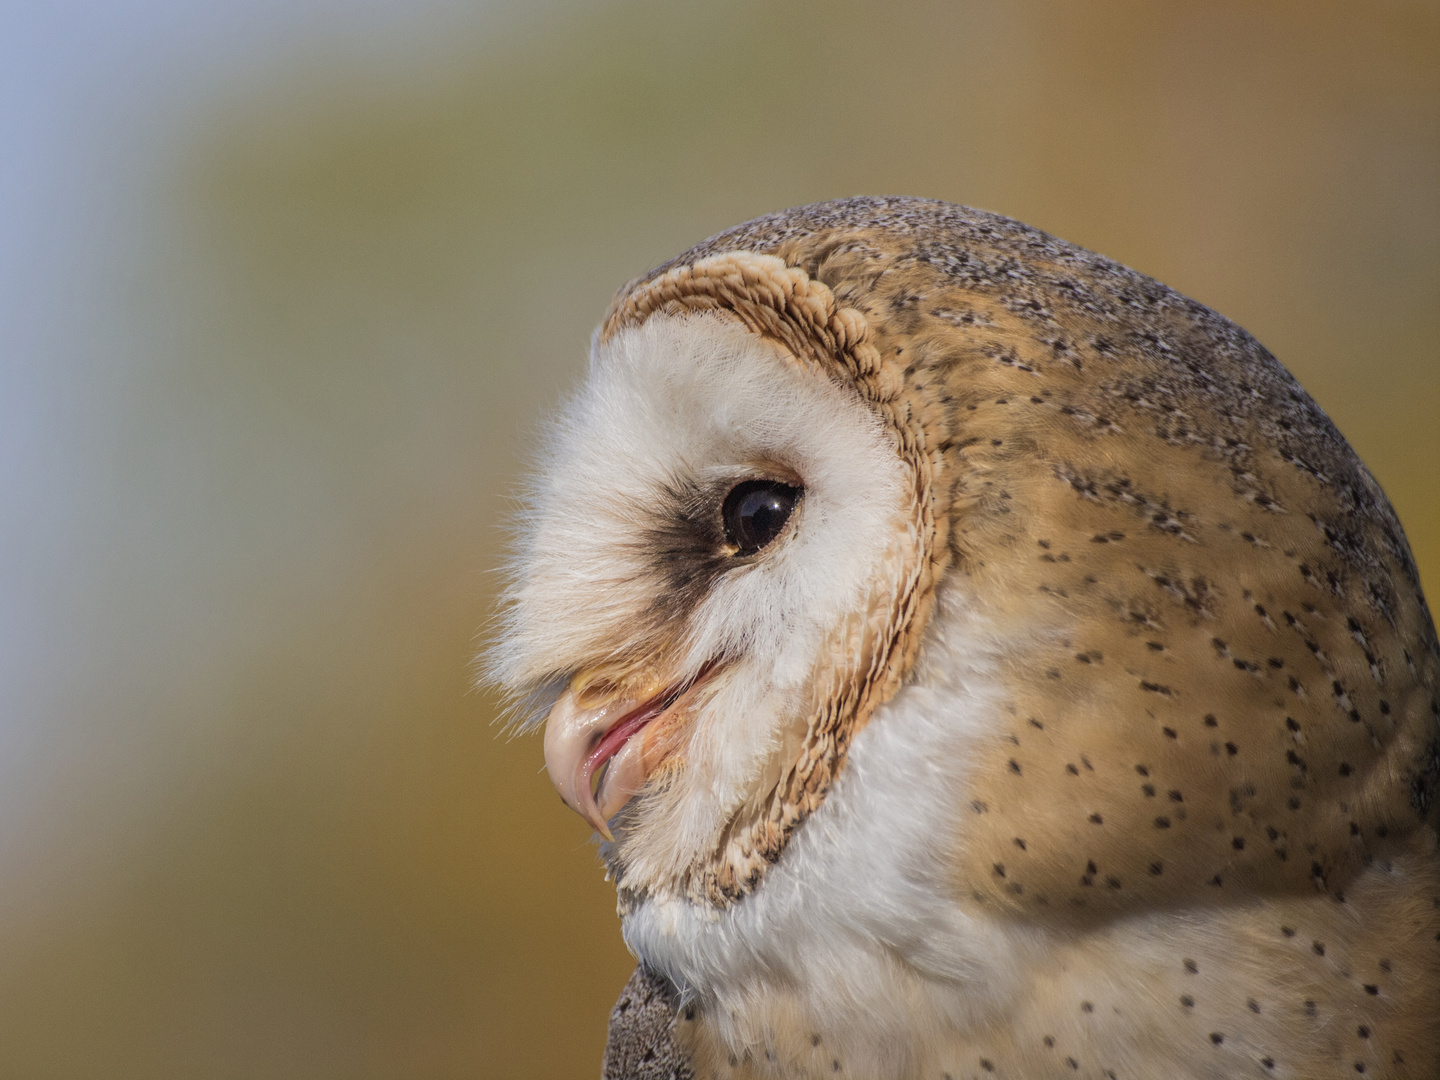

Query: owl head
[491,198,1438,930]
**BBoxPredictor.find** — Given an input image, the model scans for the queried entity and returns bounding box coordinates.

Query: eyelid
[737,461,803,488]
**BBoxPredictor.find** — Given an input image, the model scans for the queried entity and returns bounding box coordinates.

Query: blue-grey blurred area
[0,1,1434,1076]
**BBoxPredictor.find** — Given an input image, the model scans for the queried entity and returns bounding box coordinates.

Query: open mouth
[584,681,690,796]
[544,662,719,840]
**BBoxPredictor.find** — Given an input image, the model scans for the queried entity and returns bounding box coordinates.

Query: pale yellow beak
[542,684,659,842]
[542,664,718,841]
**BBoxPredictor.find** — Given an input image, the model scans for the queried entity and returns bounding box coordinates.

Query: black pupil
[722,479,801,556]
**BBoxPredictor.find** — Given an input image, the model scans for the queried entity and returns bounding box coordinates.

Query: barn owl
[491,198,1440,1079]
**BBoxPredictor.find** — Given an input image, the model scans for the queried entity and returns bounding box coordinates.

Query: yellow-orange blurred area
[0,1,1434,1076]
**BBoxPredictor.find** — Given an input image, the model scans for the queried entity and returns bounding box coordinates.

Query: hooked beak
[542,666,714,840]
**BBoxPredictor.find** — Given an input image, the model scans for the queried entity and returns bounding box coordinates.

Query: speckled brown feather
[602,198,1440,1078]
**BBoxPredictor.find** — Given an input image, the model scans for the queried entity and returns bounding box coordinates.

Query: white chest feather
[621,600,1049,1077]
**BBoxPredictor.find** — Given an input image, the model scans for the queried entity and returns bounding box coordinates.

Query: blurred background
[0,0,1435,1076]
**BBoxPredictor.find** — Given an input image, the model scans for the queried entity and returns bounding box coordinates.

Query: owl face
[494,310,919,900]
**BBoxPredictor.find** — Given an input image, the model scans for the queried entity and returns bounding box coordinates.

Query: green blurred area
[1,1,1435,1077]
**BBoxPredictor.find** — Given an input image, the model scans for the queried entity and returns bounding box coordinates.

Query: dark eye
[721,479,802,556]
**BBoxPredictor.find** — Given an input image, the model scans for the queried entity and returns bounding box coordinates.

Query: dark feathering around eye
[721,479,802,556]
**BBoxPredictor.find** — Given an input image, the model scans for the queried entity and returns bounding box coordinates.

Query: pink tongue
[585,700,663,778]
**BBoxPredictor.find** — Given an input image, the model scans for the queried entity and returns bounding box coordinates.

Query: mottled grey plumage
[603,967,692,1080]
